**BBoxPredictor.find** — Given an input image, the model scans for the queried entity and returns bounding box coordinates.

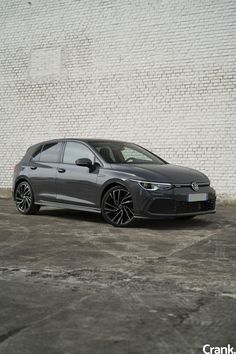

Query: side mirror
[75,158,93,168]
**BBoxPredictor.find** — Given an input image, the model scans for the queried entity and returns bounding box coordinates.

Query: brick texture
[0,0,235,199]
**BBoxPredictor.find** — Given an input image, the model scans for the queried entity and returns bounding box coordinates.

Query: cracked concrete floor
[0,199,236,354]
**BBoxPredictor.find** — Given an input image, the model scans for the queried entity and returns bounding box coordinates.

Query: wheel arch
[13,176,32,200]
[100,180,128,207]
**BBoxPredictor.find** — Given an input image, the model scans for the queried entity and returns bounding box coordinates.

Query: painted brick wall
[0,0,235,199]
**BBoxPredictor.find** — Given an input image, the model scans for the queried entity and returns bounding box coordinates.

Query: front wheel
[101,186,135,227]
[15,181,40,215]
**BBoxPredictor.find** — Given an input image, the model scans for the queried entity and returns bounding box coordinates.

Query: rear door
[29,141,63,202]
[56,141,99,207]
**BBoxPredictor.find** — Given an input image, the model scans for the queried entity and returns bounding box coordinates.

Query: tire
[15,181,40,215]
[101,186,135,227]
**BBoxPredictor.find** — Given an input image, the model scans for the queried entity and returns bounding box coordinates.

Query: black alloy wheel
[15,181,40,215]
[102,186,135,227]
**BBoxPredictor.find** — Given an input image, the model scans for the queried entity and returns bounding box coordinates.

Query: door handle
[30,166,37,170]
[57,168,66,173]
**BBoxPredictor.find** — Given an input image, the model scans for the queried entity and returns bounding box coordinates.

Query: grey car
[13,139,216,227]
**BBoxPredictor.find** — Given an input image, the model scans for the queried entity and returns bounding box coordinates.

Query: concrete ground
[0,199,235,354]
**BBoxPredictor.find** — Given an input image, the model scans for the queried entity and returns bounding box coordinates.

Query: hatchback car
[13,139,216,226]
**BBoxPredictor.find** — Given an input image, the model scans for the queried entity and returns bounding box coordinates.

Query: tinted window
[63,142,94,164]
[40,142,61,163]
[89,141,166,165]
[31,145,42,161]
[121,146,153,162]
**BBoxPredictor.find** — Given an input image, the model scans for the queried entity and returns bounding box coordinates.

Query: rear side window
[63,142,94,164]
[40,142,62,163]
[31,145,42,161]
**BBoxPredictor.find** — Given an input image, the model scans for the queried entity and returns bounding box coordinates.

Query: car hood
[111,163,209,184]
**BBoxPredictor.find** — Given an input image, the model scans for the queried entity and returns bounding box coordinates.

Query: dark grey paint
[13,138,216,219]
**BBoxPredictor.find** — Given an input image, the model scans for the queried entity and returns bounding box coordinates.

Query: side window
[63,142,94,164]
[31,145,42,161]
[40,142,61,163]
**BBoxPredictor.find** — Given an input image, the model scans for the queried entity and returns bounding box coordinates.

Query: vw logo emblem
[191,182,199,191]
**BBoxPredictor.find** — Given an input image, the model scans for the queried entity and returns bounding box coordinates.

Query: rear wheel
[15,181,40,215]
[102,186,135,227]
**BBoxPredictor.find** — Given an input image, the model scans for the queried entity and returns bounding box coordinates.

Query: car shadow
[38,208,215,230]
[38,208,106,223]
[135,217,214,230]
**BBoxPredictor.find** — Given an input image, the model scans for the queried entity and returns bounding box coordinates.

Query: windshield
[88,141,166,165]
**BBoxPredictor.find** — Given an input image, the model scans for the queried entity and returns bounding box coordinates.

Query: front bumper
[127,181,216,219]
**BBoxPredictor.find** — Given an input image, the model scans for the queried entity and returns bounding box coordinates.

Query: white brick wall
[0,0,235,199]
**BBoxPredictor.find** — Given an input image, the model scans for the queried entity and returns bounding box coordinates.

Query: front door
[29,142,63,202]
[56,141,99,207]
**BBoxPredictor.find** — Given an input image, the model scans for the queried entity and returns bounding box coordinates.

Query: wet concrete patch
[0,200,236,353]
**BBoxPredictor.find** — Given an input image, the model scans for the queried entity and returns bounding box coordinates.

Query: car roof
[30,138,129,147]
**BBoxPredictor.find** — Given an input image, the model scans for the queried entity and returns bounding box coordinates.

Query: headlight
[131,180,172,191]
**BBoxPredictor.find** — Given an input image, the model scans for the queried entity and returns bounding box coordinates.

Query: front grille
[174,183,210,188]
[176,200,215,213]
[149,199,175,214]
[148,199,215,214]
